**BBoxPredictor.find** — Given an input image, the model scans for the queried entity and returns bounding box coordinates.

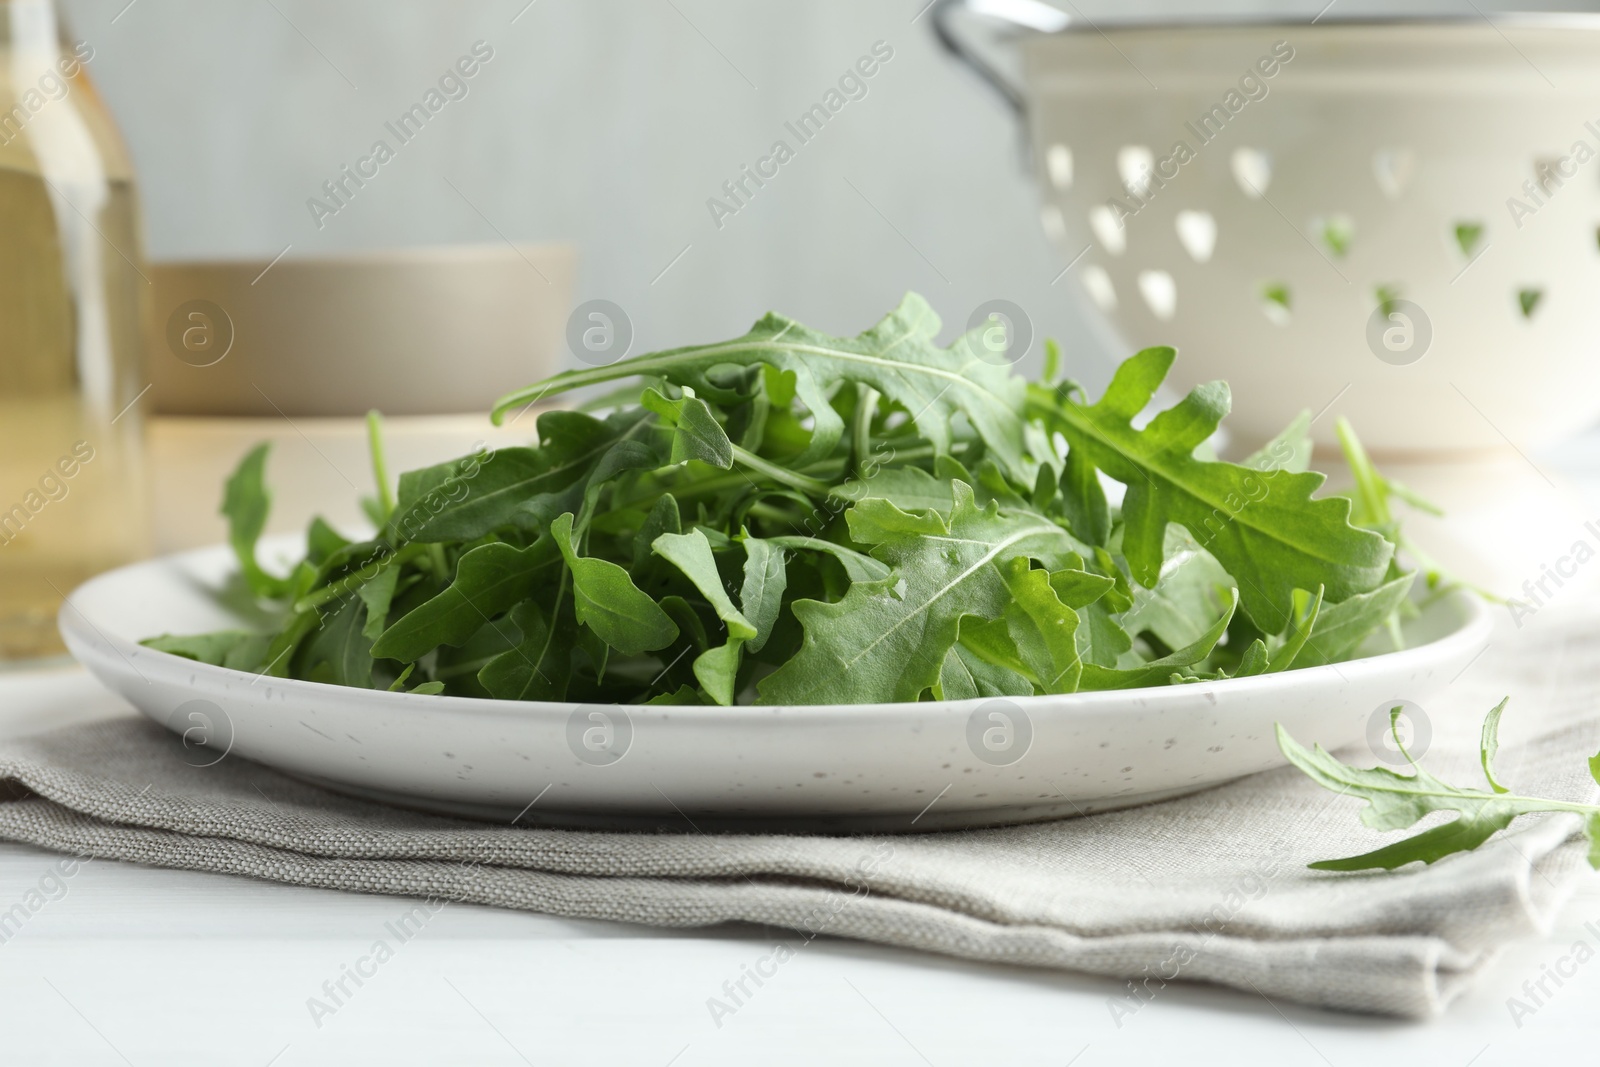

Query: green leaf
[997,559,1084,693]
[935,645,980,701]
[1480,696,1511,794]
[1265,586,1322,673]
[652,531,756,641]
[391,409,652,544]
[303,596,374,688]
[305,517,351,565]
[142,631,254,666]
[553,513,678,656]
[633,494,683,575]
[1059,447,1109,547]
[357,564,401,642]
[1079,590,1236,690]
[1294,572,1415,668]
[1229,639,1270,677]
[646,684,704,705]
[954,639,1032,697]
[640,388,734,469]
[1117,527,1232,653]
[221,443,288,598]
[758,483,1078,704]
[494,292,1035,485]
[834,466,957,516]
[738,534,787,653]
[478,600,572,702]
[1039,348,1393,632]
[1276,700,1600,871]
[372,538,559,662]
[653,529,755,704]
[764,536,890,583]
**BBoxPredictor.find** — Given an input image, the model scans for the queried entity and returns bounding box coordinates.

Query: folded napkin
[1,613,1596,1018]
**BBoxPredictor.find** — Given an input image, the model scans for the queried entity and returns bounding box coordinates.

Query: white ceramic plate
[60,538,1491,832]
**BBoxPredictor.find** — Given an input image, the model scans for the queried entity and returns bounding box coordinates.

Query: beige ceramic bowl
[145,243,574,417]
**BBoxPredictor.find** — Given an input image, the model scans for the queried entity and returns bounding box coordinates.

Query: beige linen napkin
[1,614,1595,1018]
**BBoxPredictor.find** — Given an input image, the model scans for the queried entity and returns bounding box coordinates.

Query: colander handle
[929,0,1066,118]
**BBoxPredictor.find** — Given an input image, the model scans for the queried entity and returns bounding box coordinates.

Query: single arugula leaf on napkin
[1277,700,1600,870]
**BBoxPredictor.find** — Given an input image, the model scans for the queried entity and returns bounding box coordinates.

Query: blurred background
[7,0,1600,659]
[52,0,1584,374]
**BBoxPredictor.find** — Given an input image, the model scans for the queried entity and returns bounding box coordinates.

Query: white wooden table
[0,667,1596,1066]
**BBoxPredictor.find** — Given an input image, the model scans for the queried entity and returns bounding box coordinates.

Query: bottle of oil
[0,0,149,662]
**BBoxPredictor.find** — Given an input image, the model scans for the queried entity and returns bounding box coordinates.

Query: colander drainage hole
[1081,265,1117,311]
[1311,215,1354,259]
[1454,221,1485,258]
[1137,270,1176,320]
[1175,210,1217,263]
[1259,283,1290,325]
[1230,147,1272,198]
[1518,288,1544,319]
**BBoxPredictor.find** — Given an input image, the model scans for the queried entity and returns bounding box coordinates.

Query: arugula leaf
[553,513,678,656]
[478,601,572,701]
[758,483,1078,704]
[764,536,890,583]
[392,409,653,544]
[371,538,558,662]
[493,292,1035,485]
[1265,587,1322,673]
[653,529,756,704]
[1060,447,1110,547]
[1078,590,1237,690]
[303,596,374,688]
[997,559,1098,693]
[1294,573,1415,668]
[640,388,734,469]
[143,631,256,667]
[737,534,786,653]
[357,565,401,642]
[220,444,288,598]
[1035,348,1393,632]
[1278,700,1600,871]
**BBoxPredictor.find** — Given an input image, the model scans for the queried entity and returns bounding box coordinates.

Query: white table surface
[0,667,1597,1066]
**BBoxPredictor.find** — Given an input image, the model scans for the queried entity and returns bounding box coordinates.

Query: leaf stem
[366,410,396,524]
[293,543,421,613]
[851,385,879,480]
[730,445,834,497]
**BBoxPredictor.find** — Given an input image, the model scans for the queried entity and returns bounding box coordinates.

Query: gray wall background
[58,0,1589,389]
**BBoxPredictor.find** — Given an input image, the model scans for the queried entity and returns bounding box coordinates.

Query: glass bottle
[0,0,150,663]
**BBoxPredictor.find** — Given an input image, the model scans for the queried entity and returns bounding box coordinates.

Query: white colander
[940,7,1600,456]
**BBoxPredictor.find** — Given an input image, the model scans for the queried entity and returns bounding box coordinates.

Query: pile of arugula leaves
[143,293,1419,707]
